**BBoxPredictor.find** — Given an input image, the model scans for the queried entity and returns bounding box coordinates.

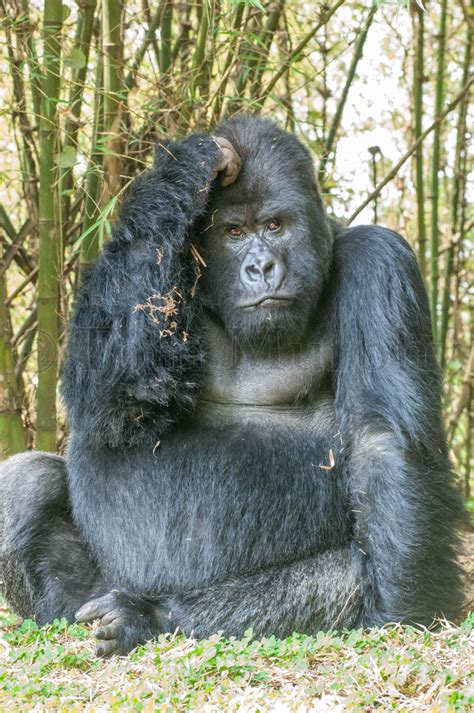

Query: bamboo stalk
[439,0,472,367]
[192,0,210,90]
[141,0,161,70]
[211,1,245,122]
[178,0,213,130]
[466,322,473,500]
[102,0,124,204]
[19,0,42,122]
[36,0,63,451]
[229,0,284,105]
[430,0,448,346]
[80,54,104,272]
[0,244,26,459]
[413,6,427,281]
[249,0,286,101]
[60,0,97,232]
[160,0,173,73]
[2,3,39,221]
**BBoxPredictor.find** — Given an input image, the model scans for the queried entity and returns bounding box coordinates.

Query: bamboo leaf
[64,47,86,69]
[54,146,77,168]
[75,196,118,245]
[228,0,265,9]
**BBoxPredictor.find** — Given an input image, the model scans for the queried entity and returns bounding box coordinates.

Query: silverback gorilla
[0,115,464,656]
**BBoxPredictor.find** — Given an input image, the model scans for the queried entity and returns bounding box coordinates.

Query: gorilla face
[197,115,334,351]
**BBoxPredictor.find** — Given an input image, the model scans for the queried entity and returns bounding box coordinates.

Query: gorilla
[0,115,464,656]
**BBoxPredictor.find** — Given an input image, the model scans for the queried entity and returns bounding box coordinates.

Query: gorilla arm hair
[61,136,219,448]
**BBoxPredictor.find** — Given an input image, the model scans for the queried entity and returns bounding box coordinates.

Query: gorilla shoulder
[333,225,422,288]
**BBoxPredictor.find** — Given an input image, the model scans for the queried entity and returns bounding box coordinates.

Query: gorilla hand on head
[211,136,241,186]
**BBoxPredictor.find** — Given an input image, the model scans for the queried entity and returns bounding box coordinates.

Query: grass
[0,600,473,711]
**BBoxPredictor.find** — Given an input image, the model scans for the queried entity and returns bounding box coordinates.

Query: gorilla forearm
[350,434,464,626]
[61,136,219,447]
[164,548,363,639]
[76,547,363,654]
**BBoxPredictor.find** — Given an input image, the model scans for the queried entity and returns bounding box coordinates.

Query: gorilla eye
[228,226,243,238]
[267,220,281,232]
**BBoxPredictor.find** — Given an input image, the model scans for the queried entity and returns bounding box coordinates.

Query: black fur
[0,115,464,656]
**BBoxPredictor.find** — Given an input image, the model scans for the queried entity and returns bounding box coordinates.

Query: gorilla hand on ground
[211,136,241,186]
[75,590,166,657]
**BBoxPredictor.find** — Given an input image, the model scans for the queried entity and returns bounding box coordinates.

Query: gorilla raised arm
[0,115,464,656]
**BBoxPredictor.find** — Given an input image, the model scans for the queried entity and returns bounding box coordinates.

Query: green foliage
[1,605,473,709]
[228,0,266,9]
[64,48,86,70]
[54,145,77,168]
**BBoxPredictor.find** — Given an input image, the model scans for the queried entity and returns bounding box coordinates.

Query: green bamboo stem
[178,1,212,129]
[192,0,210,87]
[413,7,427,282]
[141,0,162,70]
[160,0,173,73]
[102,0,124,203]
[0,245,26,459]
[249,0,286,101]
[20,0,42,123]
[430,0,448,346]
[439,0,472,368]
[37,0,63,451]
[211,1,245,122]
[60,0,97,232]
[203,0,222,104]
[3,9,39,220]
[224,7,264,111]
[80,55,104,272]
[466,330,473,500]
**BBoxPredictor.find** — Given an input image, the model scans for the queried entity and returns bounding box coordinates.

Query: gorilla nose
[240,251,285,291]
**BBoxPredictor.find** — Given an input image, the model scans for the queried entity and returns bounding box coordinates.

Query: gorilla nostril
[263,261,275,277]
[246,264,261,280]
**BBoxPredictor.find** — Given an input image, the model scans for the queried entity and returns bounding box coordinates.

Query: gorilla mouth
[239,294,294,309]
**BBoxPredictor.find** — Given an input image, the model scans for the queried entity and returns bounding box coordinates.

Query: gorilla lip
[239,294,294,309]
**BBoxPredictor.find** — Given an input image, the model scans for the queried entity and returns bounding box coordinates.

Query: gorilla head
[197,115,334,350]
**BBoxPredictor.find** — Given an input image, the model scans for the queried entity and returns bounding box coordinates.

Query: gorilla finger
[220,158,241,187]
[94,620,123,640]
[212,137,240,180]
[212,136,235,154]
[75,593,116,622]
[95,639,119,658]
[212,148,233,180]
[99,608,125,626]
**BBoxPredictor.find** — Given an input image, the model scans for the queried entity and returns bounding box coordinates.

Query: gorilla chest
[69,406,351,593]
